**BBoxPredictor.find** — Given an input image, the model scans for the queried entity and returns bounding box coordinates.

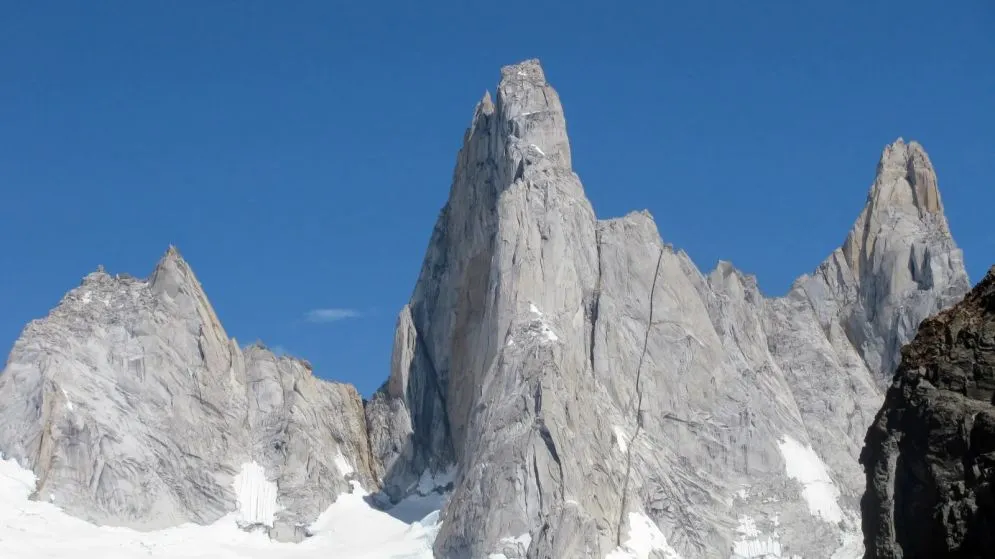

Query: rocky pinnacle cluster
[0,60,972,558]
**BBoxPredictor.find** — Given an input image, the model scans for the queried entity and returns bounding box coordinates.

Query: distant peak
[877,137,930,173]
[492,58,572,169]
[872,138,942,217]
[499,59,546,84]
[713,260,737,275]
[496,59,554,113]
[157,244,187,266]
[81,264,112,286]
[839,138,963,285]
[149,245,199,299]
[474,90,495,119]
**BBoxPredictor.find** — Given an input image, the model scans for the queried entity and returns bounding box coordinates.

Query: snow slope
[606,512,684,559]
[0,454,443,558]
[776,436,843,523]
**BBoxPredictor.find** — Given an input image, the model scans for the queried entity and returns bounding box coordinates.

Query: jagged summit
[815,137,972,380]
[367,60,973,558]
[0,59,977,558]
[865,137,952,228]
[491,58,572,170]
[499,58,546,82]
[874,138,943,217]
[152,244,188,272]
[476,90,494,114]
[150,244,197,291]
[0,247,377,542]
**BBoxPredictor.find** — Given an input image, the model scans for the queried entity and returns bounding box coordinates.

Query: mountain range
[0,59,975,558]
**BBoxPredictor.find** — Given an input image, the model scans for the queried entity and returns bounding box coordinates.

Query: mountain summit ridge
[0,59,973,558]
[367,58,970,558]
[0,246,377,542]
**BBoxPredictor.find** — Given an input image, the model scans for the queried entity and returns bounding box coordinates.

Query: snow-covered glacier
[0,452,443,558]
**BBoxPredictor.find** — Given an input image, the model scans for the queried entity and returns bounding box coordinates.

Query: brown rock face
[861,266,995,558]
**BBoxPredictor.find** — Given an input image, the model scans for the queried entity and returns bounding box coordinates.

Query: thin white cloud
[305,308,362,323]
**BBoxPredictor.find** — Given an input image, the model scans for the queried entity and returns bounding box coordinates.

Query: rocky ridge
[861,266,995,558]
[0,247,375,542]
[363,60,970,558]
[0,59,973,558]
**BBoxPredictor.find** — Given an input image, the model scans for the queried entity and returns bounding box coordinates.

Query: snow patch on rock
[606,512,683,559]
[777,436,843,523]
[233,462,279,529]
[614,425,630,453]
[731,515,781,558]
[830,531,864,559]
[526,302,559,343]
[488,533,533,558]
[333,448,354,477]
[413,467,456,496]
[61,388,74,412]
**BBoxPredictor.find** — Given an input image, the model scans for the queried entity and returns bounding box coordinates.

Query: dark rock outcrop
[862,266,995,558]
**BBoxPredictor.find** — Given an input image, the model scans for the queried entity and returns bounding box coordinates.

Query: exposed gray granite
[0,58,973,558]
[0,247,375,542]
[366,60,970,558]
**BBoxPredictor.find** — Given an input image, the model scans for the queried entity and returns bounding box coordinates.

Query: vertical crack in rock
[615,246,665,546]
[532,448,545,513]
[589,226,603,375]
[533,376,565,505]
[421,339,457,465]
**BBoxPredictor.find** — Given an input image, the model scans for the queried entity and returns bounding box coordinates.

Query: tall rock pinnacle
[495,59,573,170]
[148,245,233,376]
[831,138,970,380]
[843,138,952,278]
[367,58,604,556]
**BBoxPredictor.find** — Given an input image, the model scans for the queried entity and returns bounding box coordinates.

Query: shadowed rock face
[365,59,970,558]
[0,247,375,542]
[861,267,995,559]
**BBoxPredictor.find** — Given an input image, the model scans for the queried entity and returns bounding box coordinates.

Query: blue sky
[1,2,992,396]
